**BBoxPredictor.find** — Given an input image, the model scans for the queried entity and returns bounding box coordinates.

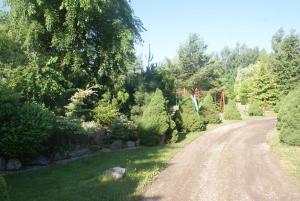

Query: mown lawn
[5,130,206,201]
[269,128,300,182]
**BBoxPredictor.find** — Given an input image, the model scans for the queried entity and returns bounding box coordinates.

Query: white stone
[105,167,126,179]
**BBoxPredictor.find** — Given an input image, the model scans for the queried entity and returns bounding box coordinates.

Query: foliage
[277,86,300,146]
[220,44,260,74]
[224,100,242,120]
[172,109,183,131]
[187,60,224,90]
[248,101,263,116]
[179,97,206,132]
[3,65,71,110]
[55,116,85,135]
[48,117,97,153]
[170,130,180,144]
[234,63,258,103]
[238,79,254,104]
[111,115,135,141]
[220,44,260,99]
[176,33,209,87]
[93,93,119,126]
[0,84,21,123]
[127,64,176,108]
[251,58,280,107]
[6,0,143,90]
[0,11,26,67]
[270,30,300,94]
[65,87,96,120]
[81,121,102,136]
[0,176,10,201]
[138,89,170,146]
[0,102,55,159]
[202,93,221,123]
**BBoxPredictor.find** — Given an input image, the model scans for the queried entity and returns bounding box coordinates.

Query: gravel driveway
[142,118,300,201]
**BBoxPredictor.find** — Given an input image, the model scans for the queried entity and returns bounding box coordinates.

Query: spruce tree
[202,93,221,123]
[224,100,242,120]
[138,89,170,146]
[179,97,206,132]
[251,58,280,108]
[270,32,300,94]
[248,101,263,116]
[277,86,300,146]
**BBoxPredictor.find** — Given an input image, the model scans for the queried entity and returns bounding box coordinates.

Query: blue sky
[1,0,299,62]
[131,0,300,62]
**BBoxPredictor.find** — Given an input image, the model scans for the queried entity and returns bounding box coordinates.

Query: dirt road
[142,118,300,201]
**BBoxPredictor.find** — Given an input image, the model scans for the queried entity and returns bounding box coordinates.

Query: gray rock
[68,148,90,158]
[101,148,111,153]
[110,140,123,150]
[105,167,126,179]
[53,152,68,161]
[32,156,49,166]
[6,158,22,171]
[0,157,5,171]
[126,141,135,148]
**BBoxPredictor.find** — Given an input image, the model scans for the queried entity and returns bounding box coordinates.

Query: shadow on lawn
[6,146,177,201]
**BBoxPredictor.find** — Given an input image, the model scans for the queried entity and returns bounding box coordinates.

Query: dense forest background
[0,0,299,162]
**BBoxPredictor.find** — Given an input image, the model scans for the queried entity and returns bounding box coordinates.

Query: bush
[94,99,119,126]
[55,116,85,135]
[278,87,300,146]
[0,176,10,201]
[0,85,21,123]
[138,89,170,146]
[170,130,179,143]
[65,87,96,120]
[0,103,55,159]
[111,115,134,141]
[179,97,206,132]
[224,100,242,120]
[202,93,221,123]
[248,101,263,116]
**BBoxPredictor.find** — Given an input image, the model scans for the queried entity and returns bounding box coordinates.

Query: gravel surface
[142,118,300,201]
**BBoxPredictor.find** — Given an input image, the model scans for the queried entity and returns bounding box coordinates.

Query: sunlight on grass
[269,129,300,182]
[4,122,231,201]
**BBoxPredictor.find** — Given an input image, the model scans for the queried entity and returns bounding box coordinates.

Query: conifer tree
[251,52,280,107]
[224,100,242,120]
[202,93,221,123]
[179,97,206,132]
[138,89,170,145]
[278,86,300,145]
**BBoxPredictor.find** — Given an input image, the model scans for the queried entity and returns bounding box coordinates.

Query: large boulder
[0,157,5,171]
[6,159,22,171]
[105,167,126,179]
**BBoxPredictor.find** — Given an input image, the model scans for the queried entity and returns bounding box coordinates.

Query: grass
[4,129,210,201]
[269,128,300,182]
[237,103,277,120]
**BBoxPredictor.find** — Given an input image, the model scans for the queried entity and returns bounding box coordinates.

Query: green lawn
[5,130,208,201]
[269,128,300,182]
